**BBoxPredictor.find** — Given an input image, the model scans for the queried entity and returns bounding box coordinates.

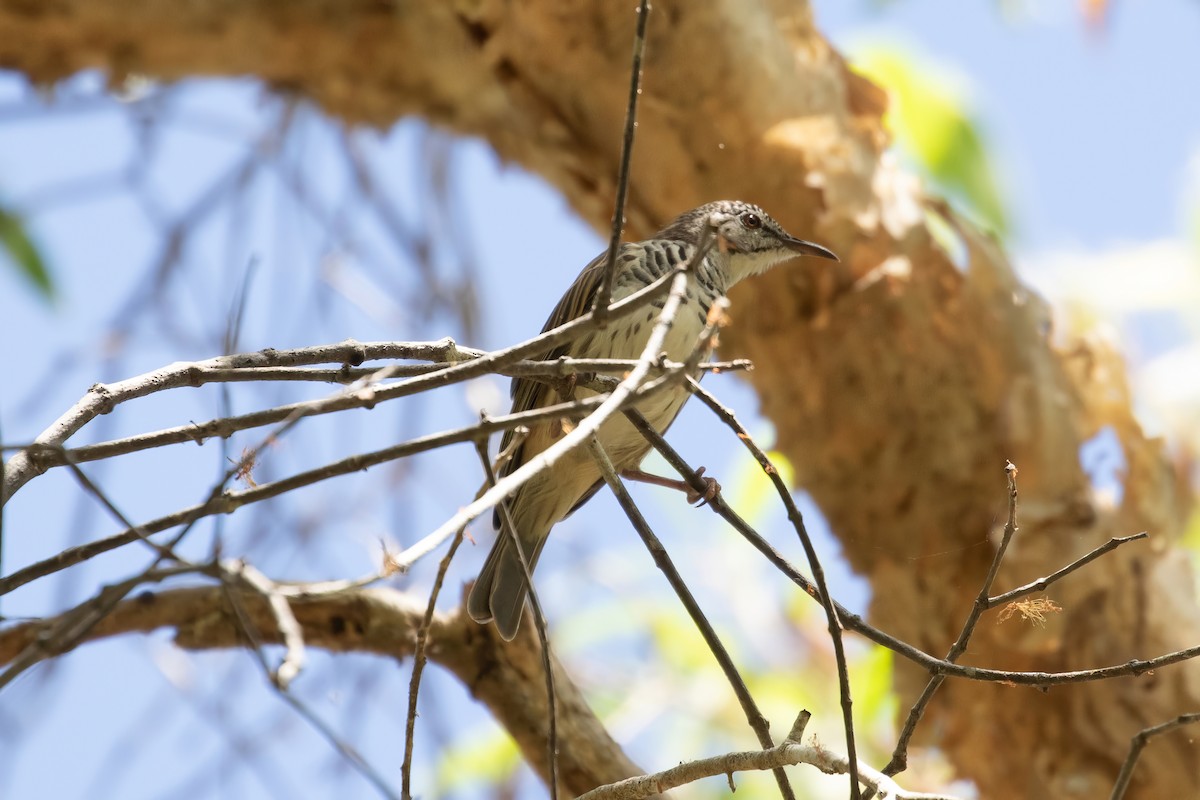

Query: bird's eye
[741,213,762,229]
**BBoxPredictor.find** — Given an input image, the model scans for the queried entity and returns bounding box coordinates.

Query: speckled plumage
[468,201,837,640]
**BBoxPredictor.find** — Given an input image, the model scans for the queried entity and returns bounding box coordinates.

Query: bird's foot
[621,468,722,508]
[685,467,721,507]
[553,372,579,402]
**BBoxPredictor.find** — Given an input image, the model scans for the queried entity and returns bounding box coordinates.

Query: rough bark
[1,0,1196,797]
[0,586,650,799]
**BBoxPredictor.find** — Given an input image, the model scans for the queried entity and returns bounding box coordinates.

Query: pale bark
[0,586,650,799]
[1,0,1196,796]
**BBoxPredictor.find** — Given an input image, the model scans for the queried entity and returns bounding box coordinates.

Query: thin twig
[1,386,324,687]
[684,378,860,799]
[223,559,307,689]
[576,709,960,800]
[987,532,1148,608]
[401,430,547,800]
[483,439,560,800]
[1110,712,1200,800]
[59,459,182,563]
[614,416,1200,687]
[4,261,682,502]
[277,691,402,800]
[882,463,1021,778]
[588,437,797,800]
[270,558,398,599]
[0,565,197,690]
[5,358,748,472]
[0,394,615,596]
[593,0,651,327]
[218,578,400,800]
[116,357,751,387]
[389,226,715,597]
[400,489,469,800]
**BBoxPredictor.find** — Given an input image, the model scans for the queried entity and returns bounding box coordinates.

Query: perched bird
[468,200,837,640]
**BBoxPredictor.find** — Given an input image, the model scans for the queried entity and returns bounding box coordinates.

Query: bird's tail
[466,520,549,641]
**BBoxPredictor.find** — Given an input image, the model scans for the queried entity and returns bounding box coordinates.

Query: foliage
[0,203,52,300]
[851,44,1010,238]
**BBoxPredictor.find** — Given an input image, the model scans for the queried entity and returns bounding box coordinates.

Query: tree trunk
[1,0,1195,796]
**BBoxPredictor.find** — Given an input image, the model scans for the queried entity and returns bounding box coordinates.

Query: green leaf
[852,45,1011,237]
[433,729,520,795]
[0,205,54,300]
[1181,505,1200,551]
[849,643,898,726]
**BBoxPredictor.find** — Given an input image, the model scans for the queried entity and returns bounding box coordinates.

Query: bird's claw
[686,467,721,507]
[554,372,579,402]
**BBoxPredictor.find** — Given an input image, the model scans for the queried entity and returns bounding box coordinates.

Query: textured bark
[0,586,651,799]
[1,0,1197,797]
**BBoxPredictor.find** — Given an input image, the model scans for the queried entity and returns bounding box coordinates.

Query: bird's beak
[783,236,839,262]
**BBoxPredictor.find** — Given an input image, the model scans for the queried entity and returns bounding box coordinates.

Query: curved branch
[3,259,680,502]
[0,584,653,798]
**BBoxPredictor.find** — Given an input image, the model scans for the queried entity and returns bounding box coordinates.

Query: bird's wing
[497,243,644,480]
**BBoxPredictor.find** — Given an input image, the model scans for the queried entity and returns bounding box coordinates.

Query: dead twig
[577,710,959,800]
[588,436,797,800]
[593,0,651,327]
[685,378,860,799]
[1110,713,1200,800]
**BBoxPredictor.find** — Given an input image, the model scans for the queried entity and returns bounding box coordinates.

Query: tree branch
[2,0,1197,793]
[4,258,683,502]
[0,584,653,798]
[578,711,959,800]
[589,437,797,800]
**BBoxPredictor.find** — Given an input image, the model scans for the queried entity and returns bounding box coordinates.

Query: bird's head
[660,200,838,283]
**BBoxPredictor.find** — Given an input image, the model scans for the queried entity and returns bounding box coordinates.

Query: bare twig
[58,459,182,563]
[398,429,542,798]
[223,559,306,689]
[5,357,747,473]
[104,357,751,388]
[987,532,1148,608]
[277,688,402,800]
[588,437,797,800]
[4,260,682,502]
[593,0,651,326]
[400,429,556,800]
[0,565,198,690]
[220,574,401,800]
[684,378,860,799]
[882,463,1021,778]
[0,394,611,596]
[401,497,468,800]
[576,710,961,800]
[617,417,1200,687]
[485,442,560,800]
[392,226,714,597]
[0,585,647,797]
[1110,713,1200,800]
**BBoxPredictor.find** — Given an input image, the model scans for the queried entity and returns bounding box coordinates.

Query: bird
[467,200,838,640]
